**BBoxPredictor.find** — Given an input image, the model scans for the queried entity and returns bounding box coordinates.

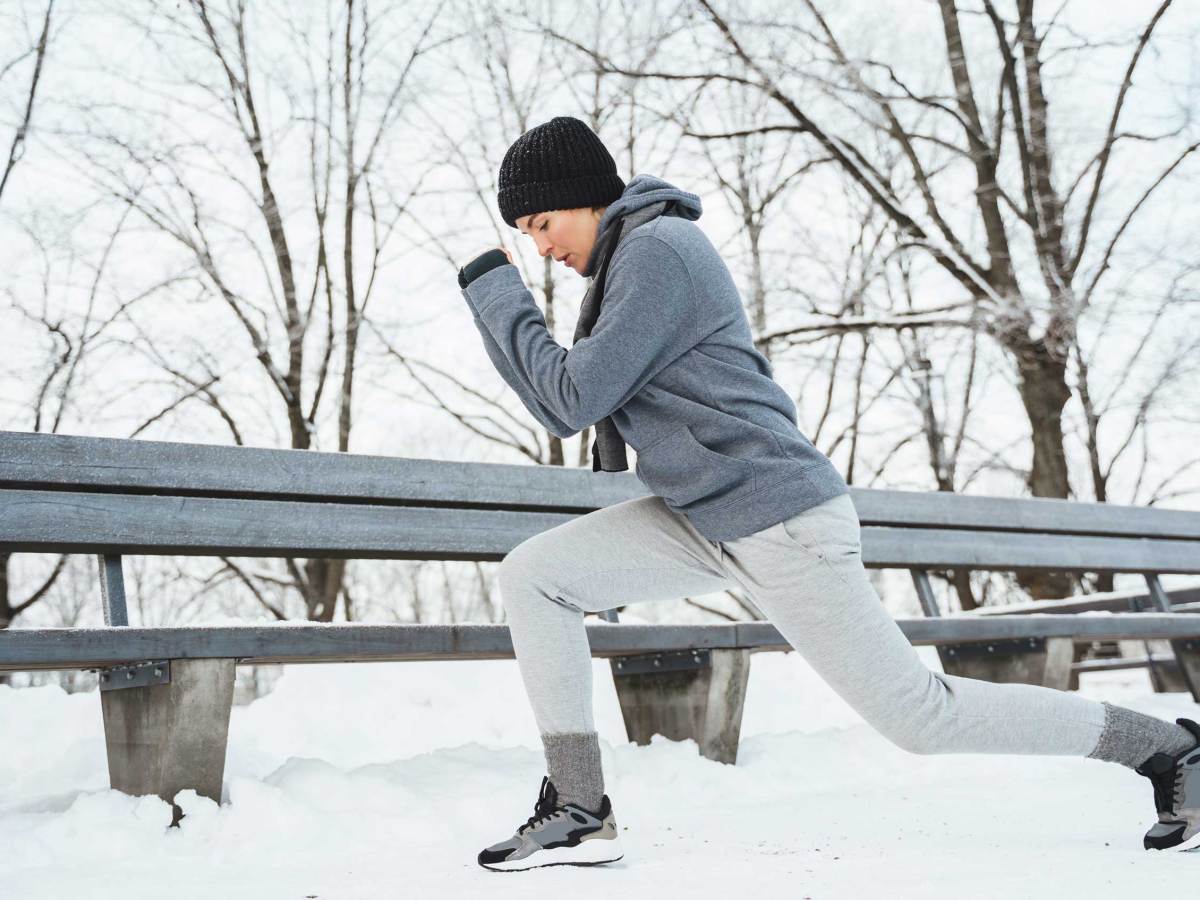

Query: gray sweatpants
[497,491,1191,807]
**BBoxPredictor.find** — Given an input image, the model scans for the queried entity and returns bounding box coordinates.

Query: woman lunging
[456,116,1200,871]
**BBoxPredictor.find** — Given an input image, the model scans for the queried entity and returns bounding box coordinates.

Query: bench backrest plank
[4,486,1199,573]
[2,489,1200,573]
[4,431,1199,541]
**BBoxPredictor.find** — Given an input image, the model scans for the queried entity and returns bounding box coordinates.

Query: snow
[1,648,1195,898]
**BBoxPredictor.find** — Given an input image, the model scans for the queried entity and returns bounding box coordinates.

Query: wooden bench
[964,584,1200,692]
[2,430,1199,825]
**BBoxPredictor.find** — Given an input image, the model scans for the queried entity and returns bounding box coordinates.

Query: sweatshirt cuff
[458,248,510,289]
[461,263,526,315]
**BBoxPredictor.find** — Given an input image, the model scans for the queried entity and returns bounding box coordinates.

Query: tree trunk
[303,557,347,622]
[1012,343,1073,599]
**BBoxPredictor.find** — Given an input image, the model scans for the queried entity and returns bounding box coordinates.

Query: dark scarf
[572,199,676,472]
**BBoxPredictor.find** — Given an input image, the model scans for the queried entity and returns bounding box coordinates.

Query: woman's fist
[463,246,512,267]
[458,246,514,289]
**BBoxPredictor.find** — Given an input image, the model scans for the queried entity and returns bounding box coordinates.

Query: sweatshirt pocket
[634,425,755,509]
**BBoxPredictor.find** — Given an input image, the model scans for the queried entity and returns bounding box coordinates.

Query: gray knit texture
[1086,701,1197,768]
[541,731,604,812]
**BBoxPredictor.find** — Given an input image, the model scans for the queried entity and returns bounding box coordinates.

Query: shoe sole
[480,838,624,872]
[1151,828,1200,853]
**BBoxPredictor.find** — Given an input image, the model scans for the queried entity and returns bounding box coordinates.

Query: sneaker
[1135,717,1200,851]
[477,775,623,872]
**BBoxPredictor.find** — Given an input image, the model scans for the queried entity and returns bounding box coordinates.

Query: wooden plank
[0,623,742,670]
[851,487,1200,540]
[0,430,633,512]
[967,584,1200,616]
[4,431,1200,540]
[1072,655,1177,673]
[0,489,567,560]
[4,488,1200,572]
[735,614,1200,650]
[859,526,1200,573]
[4,615,1200,672]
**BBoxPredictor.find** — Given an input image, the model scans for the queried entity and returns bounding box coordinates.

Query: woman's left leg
[719,492,1194,766]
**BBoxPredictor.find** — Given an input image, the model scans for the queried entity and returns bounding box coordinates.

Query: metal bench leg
[100,657,235,826]
[1124,595,1188,693]
[1145,574,1200,702]
[609,648,751,765]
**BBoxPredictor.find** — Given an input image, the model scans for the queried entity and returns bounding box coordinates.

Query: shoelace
[518,776,562,835]
[1138,755,1183,815]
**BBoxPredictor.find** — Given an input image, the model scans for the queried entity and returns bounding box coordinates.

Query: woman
[457,116,1200,872]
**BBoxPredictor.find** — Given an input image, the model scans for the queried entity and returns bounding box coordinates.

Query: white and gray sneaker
[477,775,623,872]
[1136,717,1200,851]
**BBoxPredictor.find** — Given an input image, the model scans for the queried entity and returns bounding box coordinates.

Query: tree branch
[1068,0,1175,278]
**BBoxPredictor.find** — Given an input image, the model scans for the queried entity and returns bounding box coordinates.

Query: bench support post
[937,636,1074,691]
[1122,598,1190,694]
[1042,637,1076,691]
[100,657,235,826]
[911,570,1073,690]
[97,554,129,626]
[609,648,751,765]
[1144,574,1200,702]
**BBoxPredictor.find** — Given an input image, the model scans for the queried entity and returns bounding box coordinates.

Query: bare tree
[0,199,168,642]
[397,0,687,471]
[1072,266,1200,591]
[51,0,454,621]
[388,0,578,468]
[674,72,830,362]
[532,0,1198,598]
[0,0,54,207]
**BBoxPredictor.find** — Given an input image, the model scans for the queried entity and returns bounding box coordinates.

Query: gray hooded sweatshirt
[462,173,849,542]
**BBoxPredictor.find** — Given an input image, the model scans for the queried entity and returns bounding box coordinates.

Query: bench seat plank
[3,614,1200,671]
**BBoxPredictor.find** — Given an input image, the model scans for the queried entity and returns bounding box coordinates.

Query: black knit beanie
[497,116,625,228]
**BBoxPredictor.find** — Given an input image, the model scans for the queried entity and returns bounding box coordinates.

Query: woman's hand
[458,245,514,289]
[462,246,512,268]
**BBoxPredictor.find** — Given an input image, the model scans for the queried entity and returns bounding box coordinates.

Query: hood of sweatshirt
[581,174,703,277]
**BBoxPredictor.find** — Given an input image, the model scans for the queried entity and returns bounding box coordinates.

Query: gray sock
[1086,701,1197,769]
[541,731,605,811]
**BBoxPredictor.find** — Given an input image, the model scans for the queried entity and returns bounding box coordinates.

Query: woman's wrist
[458,248,512,288]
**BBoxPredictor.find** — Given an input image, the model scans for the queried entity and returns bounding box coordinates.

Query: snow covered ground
[1,647,1195,899]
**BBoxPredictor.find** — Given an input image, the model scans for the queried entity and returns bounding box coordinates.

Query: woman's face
[515,206,606,275]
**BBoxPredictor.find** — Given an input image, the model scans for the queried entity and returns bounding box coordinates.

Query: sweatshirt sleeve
[462,235,698,433]
[467,308,578,439]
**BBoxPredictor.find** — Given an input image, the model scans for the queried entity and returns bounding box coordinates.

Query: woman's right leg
[720,492,1197,766]
[496,493,733,810]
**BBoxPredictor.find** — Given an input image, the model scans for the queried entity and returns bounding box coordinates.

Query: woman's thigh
[500,493,735,614]
[719,492,941,745]
[723,493,1110,756]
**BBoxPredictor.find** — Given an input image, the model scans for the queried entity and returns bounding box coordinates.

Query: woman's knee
[496,541,540,601]
[880,721,941,755]
[860,673,955,755]
[497,537,574,614]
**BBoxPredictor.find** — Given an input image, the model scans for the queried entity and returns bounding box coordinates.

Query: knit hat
[497,116,625,228]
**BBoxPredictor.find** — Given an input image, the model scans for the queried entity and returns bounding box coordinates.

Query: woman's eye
[540,222,547,231]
